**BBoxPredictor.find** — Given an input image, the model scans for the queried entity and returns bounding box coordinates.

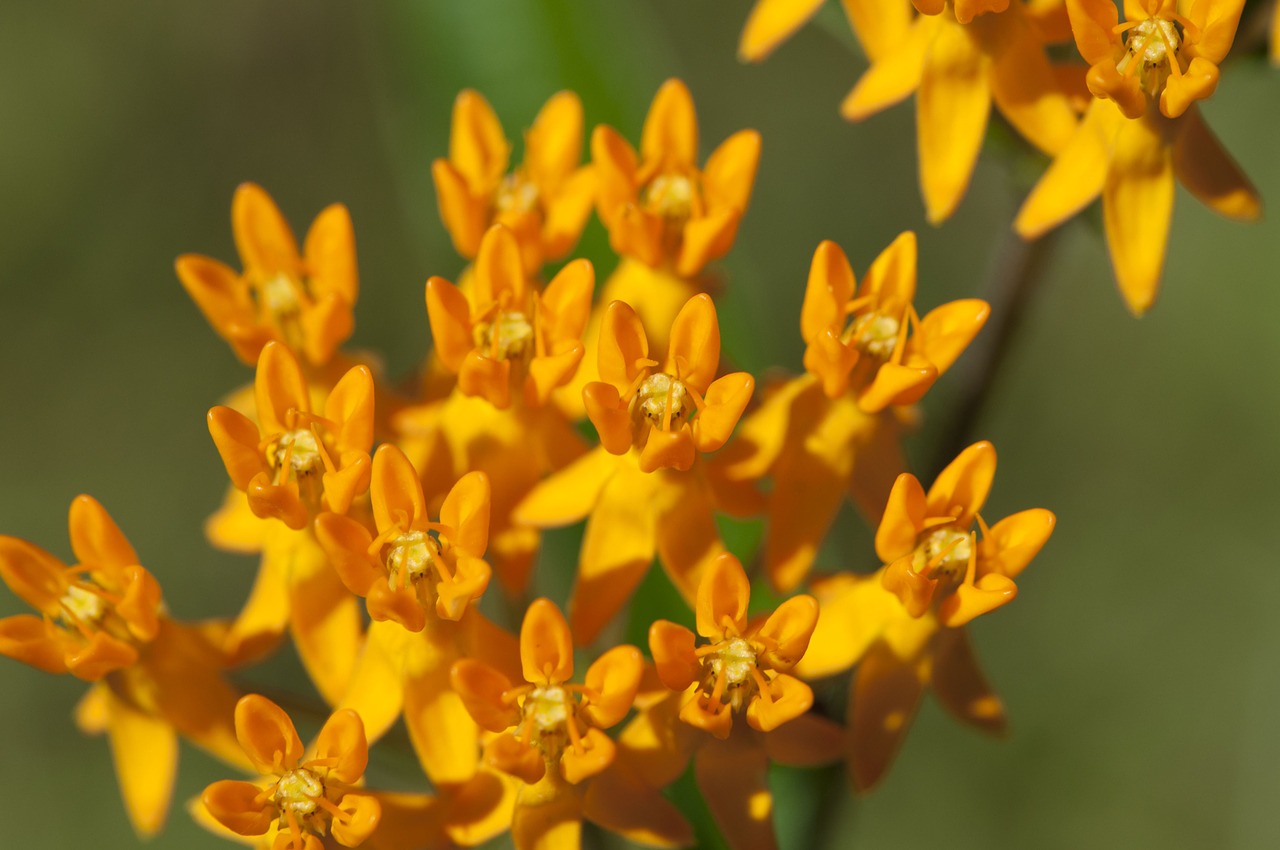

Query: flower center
[259,273,304,317]
[495,172,540,216]
[275,767,324,816]
[912,526,973,580]
[276,428,322,475]
[476,310,534,361]
[59,584,106,626]
[708,637,756,688]
[1118,17,1182,96]
[526,685,572,734]
[849,312,901,359]
[644,173,695,221]
[637,372,692,428]
[385,530,435,581]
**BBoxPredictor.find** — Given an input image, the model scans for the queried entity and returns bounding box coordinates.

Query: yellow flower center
[259,273,305,317]
[849,312,901,359]
[275,767,324,817]
[912,526,973,580]
[1118,16,1182,96]
[697,634,764,715]
[495,172,541,216]
[59,584,106,626]
[637,372,692,429]
[644,173,696,221]
[526,685,571,734]
[385,530,435,581]
[276,428,322,475]
[475,310,535,362]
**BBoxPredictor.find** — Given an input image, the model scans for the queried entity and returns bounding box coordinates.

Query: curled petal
[746,673,813,733]
[116,566,162,642]
[666,294,720,392]
[69,495,138,574]
[881,557,938,619]
[458,351,513,409]
[437,555,491,621]
[0,615,71,673]
[371,444,427,534]
[208,406,267,492]
[939,573,1018,627]
[313,709,369,785]
[234,693,304,774]
[254,342,310,435]
[0,536,66,613]
[331,792,382,847]
[66,630,138,680]
[425,276,475,373]
[1086,62,1145,120]
[980,508,1055,580]
[596,300,649,393]
[875,473,928,563]
[440,471,492,559]
[485,731,545,784]
[679,690,734,739]
[755,595,819,672]
[561,726,617,784]
[521,598,574,685]
[695,552,750,640]
[202,779,275,836]
[581,645,643,729]
[649,620,700,692]
[693,371,754,454]
[926,441,997,524]
[246,474,308,531]
[1160,57,1218,119]
[638,427,697,474]
[583,382,634,456]
[452,658,520,733]
[641,79,698,169]
[365,581,427,633]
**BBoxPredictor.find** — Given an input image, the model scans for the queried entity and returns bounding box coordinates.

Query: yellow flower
[714,234,988,592]
[0,496,247,836]
[432,89,596,272]
[516,294,754,644]
[202,695,380,850]
[843,0,1079,222]
[1015,0,1261,314]
[739,0,913,63]
[426,224,593,411]
[796,441,1055,790]
[452,599,687,850]
[176,182,358,367]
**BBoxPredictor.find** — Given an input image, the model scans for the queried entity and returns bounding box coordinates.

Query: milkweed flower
[207,341,374,703]
[0,495,247,836]
[176,182,357,367]
[843,0,1079,222]
[796,442,1055,790]
[203,695,380,850]
[452,599,688,850]
[738,0,911,62]
[516,294,754,644]
[715,234,988,592]
[432,89,595,272]
[1014,0,1261,314]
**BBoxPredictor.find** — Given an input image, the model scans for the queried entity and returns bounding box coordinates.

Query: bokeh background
[2,1,1279,848]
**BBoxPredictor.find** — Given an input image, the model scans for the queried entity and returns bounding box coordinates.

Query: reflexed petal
[235,694,304,773]
[616,693,698,787]
[794,571,900,679]
[840,0,912,62]
[331,792,381,847]
[916,298,989,374]
[313,708,368,784]
[875,472,928,562]
[515,446,618,527]
[596,301,649,392]
[855,358,937,413]
[1172,106,1262,222]
[449,90,509,190]
[0,615,71,673]
[486,731,546,784]
[0,536,66,613]
[583,759,694,847]
[232,182,300,276]
[433,159,486,259]
[224,533,292,666]
[654,475,725,605]
[842,17,934,120]
[939,572,1018,627]
[1014,99,1115,239]
[325,364,376,454]
[762,712,844,767]
[440,471,491,559]
[336,622,407,746]
[745,673,813,732]
[800,240,855,344]
[931,627,1007,734]
[202,780,275,836]
[984,7,1077,156]
[641,79,698,169]
[917,20,991,223]
[695,552,751,640]
[425,276,475,373]
[452,658,520,733]
[522,598,575,685]
[512,773,581,850]
[692,372,754,453]
[526,90,584,188]
[581,645,643,728]
[926,440,996,523]
[649,620,699,692]
[403,662,482,786]
[756,595,819,672]
[474,225,529,309]
[208,406,267,491]
[1160,56,1218,119]
[303,202,358,305]
[695,734,779,850]
[1103,114,1174,316]
[849,639,927,791]
[561,726,618,784]
[738,0,826,61]
[255,342,310,434]
[980,508,1055,579]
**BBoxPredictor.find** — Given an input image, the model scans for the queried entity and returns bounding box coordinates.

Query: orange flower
[176,182,357,367]
[203,695,380,850]
[593,79,761,279]
[316,445,491,631]
[452,599,686,850]
[432,89,595,271]
[650,554,818,739]
[0,496,246,836]
[1015,0,1261,314]
[208,341,374,530]
[796,442,1055,790]
[714,234,987,592]
[426,224,594,411]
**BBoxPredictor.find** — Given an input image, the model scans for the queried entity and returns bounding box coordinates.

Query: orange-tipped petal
[313,709,369,784]
[800,241,855,343]
[331,793,381,847]
[66,630,138,680]
[939,573,1018,627]
[739,0,826,61]
[695,553,750,640]
[561,726,617,784]
[693,372,754,454]
[755,595,819,672]
[666,294,720,392]
[916,299,989,375]
[452,658,520,733]
[981,508,1055,579]
[1172,106,1262,222]
[232,182,300,277]
[641,79,698,169]
[596,300,649,392]
[440,471,492,559]
[234,694,304,774]
[746,673,813,733]
[1064,0,1119,65]
[917,22,990,224]
[208,406,267,491]
[0,536,66,613]
[371,445,426,533]
[521,598,574,685]
[875,473,928,563]
[254,342,310,434]
[202,780,275,836]
[325,364,375,454]
[485,731,546,784]
[926,441,996,523]
[69,494,138,573]
[474,224,529,309]
[649,620,700,692]
[425,276,475,373]
[449,89,510,190]
[581,645,643,729]
[1102,114,1174,316]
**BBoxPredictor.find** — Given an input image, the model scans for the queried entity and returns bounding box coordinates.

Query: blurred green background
[2,1,1278,848]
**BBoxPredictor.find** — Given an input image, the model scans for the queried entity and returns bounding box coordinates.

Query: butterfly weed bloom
[432,89,596,273]
[516,293,755,644]
[203,695,380,850]
[452,599,687,850]
[716,233,988,592]
[1015,0,1261,314]
[176,182,357,368]
[842,0,1080,223]
[797,441,1055,790]
[0,495,247,836]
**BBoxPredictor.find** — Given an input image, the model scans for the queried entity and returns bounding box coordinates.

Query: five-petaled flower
[203,695,381,850]
[433,89,596,272]
[208,341,375,530]
[176,182,358,367]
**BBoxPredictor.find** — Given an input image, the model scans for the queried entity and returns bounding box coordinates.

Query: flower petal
[649,620,699,692]
[371,445,426,534]
[235,694,304,774]
[313,708,369,784]
[561,726,618,784]
[596,300,649,394]
[452,658,520,733]
[745,673,813,733]
[521,598,575,685]
[848,639,927,791]
[695,552,750,640]
[325,364,376,455]
[875,472,928,563]
[526,90,584,189]
[581,645,643,729]
[486,731,546,785]
[0,536,66,613]
[208,406,267,492]
[440,471,491,559]
[938,572,1018,627]
[232,182,300,277]
[926,440,996,524]
[432,158,487,259]
[0,615,71,673]
[425,276,475,373]
[794,571,900,679]
[515,446,619,527]
[582,758,694,847]
[1014,98,1115,238]
[474,224,528,310]
[692,371,754,454]
[202,780,275,837]
[980,508,1055,579]
[255,341,310,435]
[755,595,819,672]
[695,733,778,850]
[915,298,989,375]
[800,240,855,344]
[985,6,1078,156]
[842,16,933,120]
[641,79,698,169]
[738,0,826,61]
[330,792,381,847]
[303,202,358,306]
[449,90,509,191]
[1172,106,1262,222]
[1102,112,1174,316]
[930,627,1007,734]
[917,19,991,223]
